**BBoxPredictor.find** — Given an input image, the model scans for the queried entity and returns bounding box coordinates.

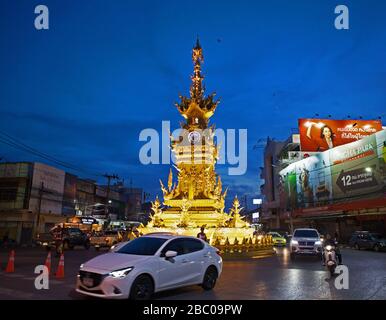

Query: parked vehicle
[37,227,90,253]
[290,228,323,260]
[349,231,386,252]
[267,232,287,246]
[90,230,123,251]
[76,234,222,300]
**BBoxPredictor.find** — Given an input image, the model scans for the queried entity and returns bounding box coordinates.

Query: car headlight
[291,240,298,245]
[80,264,84,269]
[315,241,322,246]
[326,245,332,251]
[109,267,134,278]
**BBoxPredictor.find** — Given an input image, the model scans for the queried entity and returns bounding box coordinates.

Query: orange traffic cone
[5,250,15,273]
[55,253,65,279]
[44,251,51,275]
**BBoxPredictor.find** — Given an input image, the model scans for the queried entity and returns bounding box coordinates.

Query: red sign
[298,119,383,152]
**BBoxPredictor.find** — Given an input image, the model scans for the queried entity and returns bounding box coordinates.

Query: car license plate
[83,277,94,287]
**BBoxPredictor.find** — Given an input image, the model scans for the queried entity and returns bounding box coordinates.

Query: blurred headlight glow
[109,267,133,278]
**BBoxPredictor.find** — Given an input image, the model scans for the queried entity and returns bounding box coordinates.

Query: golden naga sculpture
[141,40,255,244]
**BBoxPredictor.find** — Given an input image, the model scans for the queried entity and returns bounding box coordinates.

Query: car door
[356,234,364,247]
[157,238,195,290]
[182,238,206,283]
[360,234,370,248]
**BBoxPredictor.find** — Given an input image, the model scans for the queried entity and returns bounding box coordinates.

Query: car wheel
[130,275,154,300]
[84,242,90,250]
[202,266,218,291]
[374,244,380,252]
[290,253,295,261]
[354,243,360,250]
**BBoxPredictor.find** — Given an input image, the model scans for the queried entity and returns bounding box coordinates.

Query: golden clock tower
[146,40,248,231]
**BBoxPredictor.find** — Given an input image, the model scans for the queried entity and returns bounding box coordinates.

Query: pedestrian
[133,227,140,238]
[51,224,63,256]
[197,226,208,242]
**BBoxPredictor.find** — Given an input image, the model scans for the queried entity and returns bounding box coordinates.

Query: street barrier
[55,253,65,279]
[5,250,15,273]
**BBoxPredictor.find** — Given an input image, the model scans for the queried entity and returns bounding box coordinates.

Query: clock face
[188,131,201,144]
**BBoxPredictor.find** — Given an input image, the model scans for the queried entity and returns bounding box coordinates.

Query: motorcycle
[324,244,337,276]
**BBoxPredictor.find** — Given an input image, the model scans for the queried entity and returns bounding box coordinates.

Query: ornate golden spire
[175,39,220,129]
[190,38,204,101]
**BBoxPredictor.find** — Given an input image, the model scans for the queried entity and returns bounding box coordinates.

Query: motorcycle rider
[322,233,342,265]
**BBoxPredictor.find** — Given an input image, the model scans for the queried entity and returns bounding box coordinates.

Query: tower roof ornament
[190,38,204,101]
[175,39,220,128]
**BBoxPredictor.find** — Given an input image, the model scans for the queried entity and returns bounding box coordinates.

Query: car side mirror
[165,250,177,259]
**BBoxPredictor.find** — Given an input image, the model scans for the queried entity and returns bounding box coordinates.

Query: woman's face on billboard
[322,127,332,139]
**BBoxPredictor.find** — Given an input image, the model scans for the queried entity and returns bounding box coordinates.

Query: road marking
[0,287,36,299]
[0,273,25,278]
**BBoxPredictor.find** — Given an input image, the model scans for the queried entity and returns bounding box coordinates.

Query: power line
[0,131,103,178]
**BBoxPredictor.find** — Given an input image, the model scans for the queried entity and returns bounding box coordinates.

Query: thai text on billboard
[298,119,383,152]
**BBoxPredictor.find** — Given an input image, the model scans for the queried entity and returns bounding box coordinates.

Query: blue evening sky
[1,0,386,208]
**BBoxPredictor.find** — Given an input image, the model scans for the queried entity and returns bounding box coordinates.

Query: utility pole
[33,182,44,239]
[103,174,119,217]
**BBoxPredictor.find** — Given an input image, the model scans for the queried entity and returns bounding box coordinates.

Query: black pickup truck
[37,227,90,252]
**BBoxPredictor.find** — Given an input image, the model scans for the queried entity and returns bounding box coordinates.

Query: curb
[222,248,276,260]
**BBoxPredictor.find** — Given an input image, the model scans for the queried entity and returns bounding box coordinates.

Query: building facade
[0,162,144,244]
[261,125,386,241]
[0,162,66,244]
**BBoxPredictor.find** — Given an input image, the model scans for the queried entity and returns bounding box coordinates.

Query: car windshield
[371,234,382,239]
[294,230,318,238]
[116,237,167,256]
[270,233,281,238]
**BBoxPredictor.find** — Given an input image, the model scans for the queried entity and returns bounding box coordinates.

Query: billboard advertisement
[280,129,385,210]
[298,118,383,152]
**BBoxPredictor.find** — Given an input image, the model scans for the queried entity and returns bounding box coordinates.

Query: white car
[76,234,222,300]
[290,228,323,260]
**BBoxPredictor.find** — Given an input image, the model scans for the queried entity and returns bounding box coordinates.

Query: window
[68,229,82,236]
[117,237,167,256]
[183,238,204,253]
[293,230,319,238]
[161,239,185,256]
[0,181,18,201]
